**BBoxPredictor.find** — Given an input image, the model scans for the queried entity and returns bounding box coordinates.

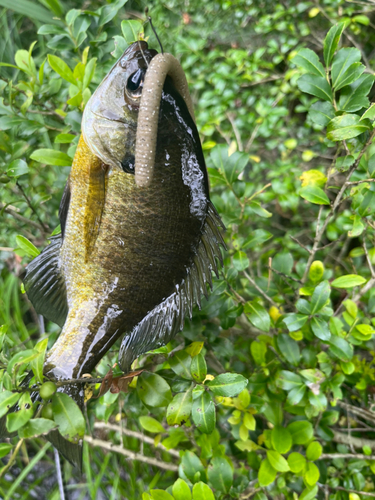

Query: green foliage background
[1,0,375,499]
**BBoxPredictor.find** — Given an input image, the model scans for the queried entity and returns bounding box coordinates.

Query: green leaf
[336,155,355,172]
[300,185,330,205]
[15,235,40,258]
[7,349,39,374]
[283,314,308,332]
[139,416,165,433]
[83,57,97,90]
[190,353,207,383]
[192,392,215,433]
[293,48,325,77]
[277,371,303,391]
[276,334,300,366]
[295,299,312,315]
[0,391,20,418]
[287,420,314,444]
[271,426,293,454]
[18,418,56,438]
[167,390,193,426]
[250,340,267,365]
[331,274,367,288]
[55,133,76,144]
[324,22,346,67]
[192,482,214,500]
[47,54,76,84]
[327,114,371,141]
[328,336,353,362]
[232,251,249,271]
[173,479,192,500]
[207,373,248,397]
[207,456,233,493]
[360,103,375,121]
[242,229,272,250]
[169,350,192,380]
[306,441,323,461]
[0,443,13,459]
[266,450,290,472]
[338,74,374,112]
[288,452,306,473]
[300,486,318,500]
[244,302,270,332]
[0,0,63,24]
[258,458,277,487]
[150,490,174,500]
[7,159,29,177]
[181,451,205,483]
[6,392,34,433]
[308,101,335,127]
[51,393,85,443]
[137,372,172,408]
[297,74,333,102]
[311,281,330,313]
[311,317,331,341]
[121,20,143,44]
[30,337,48,384]
[331,48,362,89]
[210,146,248,184]
[30,149,72,166]
[304,462,320,486]
[287,385,306,405]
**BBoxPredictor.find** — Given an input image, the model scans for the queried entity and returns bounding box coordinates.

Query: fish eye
[125,69,144,99]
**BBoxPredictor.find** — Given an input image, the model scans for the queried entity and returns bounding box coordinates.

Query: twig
[267,266,302,284]
[333,430,375,450]
[54,449,66,500]
[363,240,375,279]
[226,112,243,151]
[346,178,375,186]
[289,235,312,255]
[93,422,180,458]
[302,128,375,282]
[243,270,277,306]
[320,484,375,498]
[0,439,24,479]
[84,436,178,472]
[16,181,49,232]
[0,203,43,230]
[319,453,375,460]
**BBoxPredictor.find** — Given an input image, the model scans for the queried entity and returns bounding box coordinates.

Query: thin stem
[84,436,178,472]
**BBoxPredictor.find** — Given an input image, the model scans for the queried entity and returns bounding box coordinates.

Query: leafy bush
[1,1,375,499]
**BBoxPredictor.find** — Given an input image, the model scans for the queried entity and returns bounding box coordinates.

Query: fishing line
[145,7,164,54]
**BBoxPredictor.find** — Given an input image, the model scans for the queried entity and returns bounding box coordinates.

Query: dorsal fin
[118,201,226,372]
[24,235,68,328]
[59,177,71,239]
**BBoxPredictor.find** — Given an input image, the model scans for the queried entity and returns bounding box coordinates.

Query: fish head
[82,41,158,173]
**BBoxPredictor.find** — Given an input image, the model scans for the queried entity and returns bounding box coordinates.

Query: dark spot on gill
[121,154,135,175]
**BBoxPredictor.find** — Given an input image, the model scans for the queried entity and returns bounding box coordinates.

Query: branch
[84,436,178,472]
[93,422,180,458]
[302,128,375,282]
[320,453,375,460]
[321,484,375,498]
[0,203,44,230]
[243,270,278,306]
[333,430,375,450]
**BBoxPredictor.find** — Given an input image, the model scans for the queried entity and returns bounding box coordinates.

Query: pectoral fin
[24,235,68,327]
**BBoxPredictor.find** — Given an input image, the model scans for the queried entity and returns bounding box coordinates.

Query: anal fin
[24,235,68,328]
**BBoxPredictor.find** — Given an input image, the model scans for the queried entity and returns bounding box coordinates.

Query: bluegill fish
[21,41,225,466]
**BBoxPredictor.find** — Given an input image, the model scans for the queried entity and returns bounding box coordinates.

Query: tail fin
[0,375,83,471]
